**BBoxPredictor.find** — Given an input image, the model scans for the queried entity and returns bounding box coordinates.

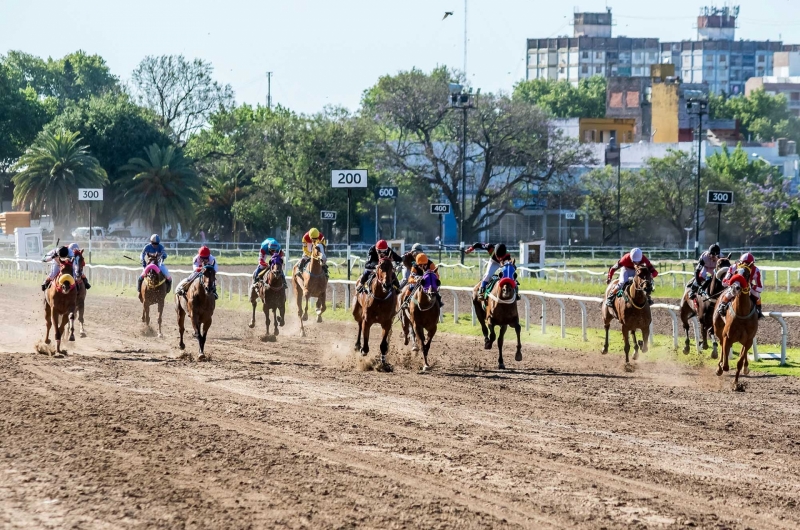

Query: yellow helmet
[415,253,428,266]
[309,227,320,239]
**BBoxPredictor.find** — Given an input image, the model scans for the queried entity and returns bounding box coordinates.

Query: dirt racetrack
[2,283,800,529]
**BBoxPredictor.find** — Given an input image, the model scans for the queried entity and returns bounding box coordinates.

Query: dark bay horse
[679,253,732,356]
[176,265,216,361]
[602,264,653,371]
[353,257,397,369]
[292,243,328,337]
[472,262,522,370]
[249,253,286,339]
[400,270,440,371]
[140,253,168,338]
[73,250,88,338]
[713,271,759,391]
[44,259,77,355]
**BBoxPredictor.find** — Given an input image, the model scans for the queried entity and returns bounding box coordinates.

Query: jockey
[41,245,73,291]
[465,242,514,300]
[400,243,425,287]
[68,243,91,290]
[605,247,658,307]
[176,245,219,299]
[358,239,402,293]
[689,244,721,299]
[136,234,171,297]
[408,252,444,307]
[297,227,327,272]
[717,253,763,319]
[253,238,285,282]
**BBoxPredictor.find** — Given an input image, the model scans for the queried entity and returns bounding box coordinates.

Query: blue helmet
[150,234,160,245]
[261,238,280,252]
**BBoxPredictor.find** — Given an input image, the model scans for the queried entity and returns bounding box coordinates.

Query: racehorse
[399,269,440,371]
[176,265,216,361]
[140,252,168,338]
[44,258,77,355]
[249,253,286,339]
[73,251,88,338]
[353,257,397,369]
[602,264,653,371]
[292,243,328,337]
[679,253,732,356]
[471,262,522,370]
[713,270,759,391]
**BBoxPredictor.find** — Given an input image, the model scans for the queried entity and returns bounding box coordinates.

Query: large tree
[131,55,235,144]
[117,144,201,232]
[580,166,644,245]
[513,76,607,119]
[365,67,593,241]
[11,130,108,235]
[710,88,800,144]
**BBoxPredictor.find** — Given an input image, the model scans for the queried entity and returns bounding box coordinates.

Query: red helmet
[376,240,389,251]
[739,252,755,266]
[199,245,211,258]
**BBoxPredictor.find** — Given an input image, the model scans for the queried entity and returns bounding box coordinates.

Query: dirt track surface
[3,284,800,529]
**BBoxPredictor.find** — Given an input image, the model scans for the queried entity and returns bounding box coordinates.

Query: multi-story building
[745,52,800,117]
[526,6,798,95]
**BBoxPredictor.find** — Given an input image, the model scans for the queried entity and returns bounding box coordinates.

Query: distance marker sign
[430,204,451,215]
[320,210,337,221]
[374,186,398,199]
[331,170,367,188]
[78,188,103,201]
[707,190,734,205]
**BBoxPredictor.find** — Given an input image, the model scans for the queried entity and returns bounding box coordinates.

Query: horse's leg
[422,324,436,371]
[67,304,75,342]
[631,329,639,361]
[513,321,522,362]
[272,307,279,336]
[157,298,164,338]
[641,323,650,354]
[681,311,692,355]
[316,293,326,323]
[302,292,310,321]
[249,288,258,329]
[198,320,211,362]
[278,295,286,327]
[53,309,63,353]
[497,324,507,370]
[78,292,86,337]
[379,322,391,367]
[354,317,363,353]
[412,319,425,354]
[721,334,731,373]
[476,300,492,349]
[294,279,304,318]
[176,299,187,356]
[44,301,52,346]
[622,327,631,367]
[361,318,372,357]
[402,310,411,346]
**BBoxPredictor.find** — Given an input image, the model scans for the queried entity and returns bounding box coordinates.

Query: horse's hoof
[274,328,280,336]
[80,331,87,338]
[422,365,430,372]
[633,351,639,361]
[377,362,393,373]
[700,343,707,351]
[248,322,255,329]
[733,381,747,392]
[198,354,208,362]
[744,366,750,376]
[45,339,51,345]
[316,315,322,323]
[68,335,75,342]
[412,346,419,353]
[715,366,723,376]
[683,346,691,355]
[279,318,285,326]
[624,362,635,373]
[265,335,277,343]
[601,348,608,355]
[711,350,718,359]
[302,314,308,322]
[498,363,506,370]
[157,333,163,339]
[360,349,369,357]
[483,340,492,350]
[179,342,185,351]
[515,350,522,362]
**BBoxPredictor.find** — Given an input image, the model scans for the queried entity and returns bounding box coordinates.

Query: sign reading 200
[331,169,368,188]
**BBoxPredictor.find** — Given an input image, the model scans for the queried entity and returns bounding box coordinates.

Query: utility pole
[686,93,708,259]
[266,72,272,110]
[463,0,468,76]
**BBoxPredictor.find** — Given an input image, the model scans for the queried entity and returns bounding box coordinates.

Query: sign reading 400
[331,169,368,188]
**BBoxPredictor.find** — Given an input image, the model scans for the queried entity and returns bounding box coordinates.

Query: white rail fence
[2,258,796,366]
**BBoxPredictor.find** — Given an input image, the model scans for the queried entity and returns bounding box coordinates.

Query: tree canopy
[512,76,607,119]
[710,88,800,144]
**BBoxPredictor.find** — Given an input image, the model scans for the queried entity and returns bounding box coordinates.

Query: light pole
[686,93,708,259]
[605,138,621,248]
[448,82,476,264]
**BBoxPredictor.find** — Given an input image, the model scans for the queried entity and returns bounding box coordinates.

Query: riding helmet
[376,239,389,251]
[739,252,755,266]
[57,246,70,258]
[411,243,424,254]
[199,245,211,258]
[309,228,320,239]
[415,253,428,265]
[150,234,160,245]
[261,238,274,251]
[69,243,80,252]
[630,247,643,262]
[494,243,508,259]
[268,239,281,252]
[708,244,720,256]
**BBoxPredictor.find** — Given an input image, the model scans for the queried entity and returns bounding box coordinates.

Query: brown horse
[713,271,759,391]
[679,253,732,356]
[602,264,653,371]
[471,263,522,370]
[353,257,397,369]
[292,243,328,337]
[399,270,440,371]
[44,259,77,355]
[140,253,168,338]
[249,254,286,339]
[71,249,88,338]
[176,265,216,361]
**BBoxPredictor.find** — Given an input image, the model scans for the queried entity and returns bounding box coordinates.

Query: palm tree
[196,163,245,239]
[118,144,201,233]
[12,130,108,236]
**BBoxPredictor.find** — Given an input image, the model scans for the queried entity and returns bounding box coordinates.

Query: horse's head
[375,257,394,291]
[727,273,749,298]
[499,261,517,283]
[143,263,161,281]
[311,243,324,261]
[717,253,733,271]
[634,264,653,296]
[59,258,74,277]
[202,265,216,294]
[57,272,75,294]
[420,270,439,293]
[146,252,160,264]
[497,277,516,300]
[269,253,283,272]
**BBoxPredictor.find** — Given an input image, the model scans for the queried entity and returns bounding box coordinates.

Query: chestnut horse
[399,270,440,371]
[140,252,168,338]
[713,271,759,391]
[44,258,77,355]
[471,262,522,370]
[602,264,653,371]
[292,243,328,337]
[249,253,286,339]
[176,265,216,361]
[679,253,732,356]
[353,257,397,369]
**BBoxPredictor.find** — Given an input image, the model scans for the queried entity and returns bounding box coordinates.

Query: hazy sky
[3,0,800,114]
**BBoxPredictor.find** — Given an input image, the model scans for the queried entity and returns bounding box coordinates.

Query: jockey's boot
[165,278,173,293]
[436,292,444,308]
[756,302,764,319]
[136,276,144,301]
[393,278,401,294]
[717,301,730,317]
[605,290,616,307]
[515,287,521,303]
[648,295,654,306]
[41,278,51,291]
[688,283,698,299]
[212,285,219,300]
[82,275,91,290]
[298,256,309,273]
[322,263,329,278]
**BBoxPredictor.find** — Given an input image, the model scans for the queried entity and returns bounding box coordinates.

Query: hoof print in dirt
[261,335,277,343]
[376,362,394,373]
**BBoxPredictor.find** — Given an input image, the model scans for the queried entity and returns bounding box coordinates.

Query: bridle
[367,257,395,300]
[265,262,284,291]
[624,267,651,310]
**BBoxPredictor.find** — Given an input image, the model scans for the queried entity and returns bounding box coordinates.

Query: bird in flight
[442,11,454,20]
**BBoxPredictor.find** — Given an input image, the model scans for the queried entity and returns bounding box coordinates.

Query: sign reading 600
[331,169,368,188]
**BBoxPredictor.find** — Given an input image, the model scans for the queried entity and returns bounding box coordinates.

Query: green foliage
[580,166,644,244]
[196,163,245,239]
[11,130,108,234]
[117,144,201,232]
[512,76,607,118]
[0,63,54,172]
[710,89,800,143]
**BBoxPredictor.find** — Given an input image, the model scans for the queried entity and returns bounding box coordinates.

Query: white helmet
[69,243,80,252]
[630,247,643,263]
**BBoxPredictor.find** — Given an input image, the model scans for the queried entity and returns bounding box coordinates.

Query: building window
[626,91,640,108]
[758,55,765,63]
[582,51,589,59]
[595,51,602,59]
[609,92,623,108]
[581,65,588,74]
[719,55,727,62]
[559,67,565,74]
[791,92,800,101]
[595,66,602,74]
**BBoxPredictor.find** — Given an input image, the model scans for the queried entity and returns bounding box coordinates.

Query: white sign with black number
[78,188,103,201]
[320,210,337,221]
[430,204,451,215]
[564,211,576,220]
[707,190,734,205]
[331,169,368,188]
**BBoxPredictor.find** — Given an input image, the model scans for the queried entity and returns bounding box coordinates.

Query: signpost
[78,188,103,264]
[564,211,576,258]
[374,186,398,240]
[430,204,451,264]
[707,190,734,245]
[320,211,336,221]
[332,170,367,283]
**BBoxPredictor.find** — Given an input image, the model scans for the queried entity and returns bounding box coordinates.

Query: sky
[3,0,800,115]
